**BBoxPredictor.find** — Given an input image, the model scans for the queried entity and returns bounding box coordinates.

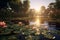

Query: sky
[30,0,55,10]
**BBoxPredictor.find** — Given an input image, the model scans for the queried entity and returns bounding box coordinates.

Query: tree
[19,0,30,17]
[0,0,7,8]
[0,0,30,20]
[9,0,30,17]
[47,1,60,29]
[40,6,46,14]
[48,1,60,19]
[55,0,60,9]
[9,0,21,12]
[23,0,30,13]
[48,3,55,9]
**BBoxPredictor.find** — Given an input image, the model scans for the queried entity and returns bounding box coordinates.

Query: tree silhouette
[55,0,60,9]
[0,0,30,20]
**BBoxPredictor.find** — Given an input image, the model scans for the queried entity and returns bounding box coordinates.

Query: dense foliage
[0,0,30,20]
[0,24,60,40]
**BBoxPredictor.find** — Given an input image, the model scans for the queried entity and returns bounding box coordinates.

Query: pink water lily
[0,21,7,28]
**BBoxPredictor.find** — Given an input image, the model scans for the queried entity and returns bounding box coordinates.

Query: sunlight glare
[35,17,40,27]
[30,6,41,12]
[34,7,40,12]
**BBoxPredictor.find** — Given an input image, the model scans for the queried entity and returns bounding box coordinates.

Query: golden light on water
[35,15,41,35]
[35,16,40,27]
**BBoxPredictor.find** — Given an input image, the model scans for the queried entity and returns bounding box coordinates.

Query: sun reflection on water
[35,16,40,27]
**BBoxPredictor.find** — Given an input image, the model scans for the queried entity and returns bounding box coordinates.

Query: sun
[30,6,40,12]
[34,7,40,11]
[34,7,40,12]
